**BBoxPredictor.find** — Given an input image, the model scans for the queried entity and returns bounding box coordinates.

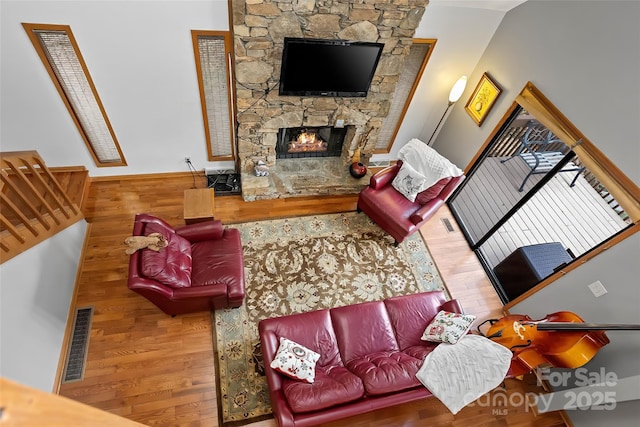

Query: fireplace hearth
[276,126,347,159]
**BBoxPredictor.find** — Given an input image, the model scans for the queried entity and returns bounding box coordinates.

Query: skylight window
[192,31,235,161]
[23,23,126,167]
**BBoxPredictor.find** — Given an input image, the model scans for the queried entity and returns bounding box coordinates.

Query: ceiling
[429,0,528,12]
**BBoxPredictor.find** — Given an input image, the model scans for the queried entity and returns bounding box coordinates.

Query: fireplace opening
[276,126,347,159]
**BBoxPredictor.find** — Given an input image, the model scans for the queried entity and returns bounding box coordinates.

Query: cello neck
[529,322,640,331]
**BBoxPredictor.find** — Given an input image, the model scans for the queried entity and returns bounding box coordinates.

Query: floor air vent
[441,218,455,233]
[62,306,93,383]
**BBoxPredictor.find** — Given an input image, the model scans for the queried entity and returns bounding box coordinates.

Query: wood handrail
[0,151,85,264]
[0,377,147,427]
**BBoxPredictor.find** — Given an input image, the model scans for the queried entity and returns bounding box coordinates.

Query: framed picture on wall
[464,72,502,126]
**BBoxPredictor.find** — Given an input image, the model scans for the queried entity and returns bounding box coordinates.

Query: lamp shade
[448,75,468,104]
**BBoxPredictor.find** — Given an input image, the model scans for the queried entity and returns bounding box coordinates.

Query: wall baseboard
[90,171,203,183]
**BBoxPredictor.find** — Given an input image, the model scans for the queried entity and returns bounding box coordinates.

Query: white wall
[375,3,507,161]
[1,0,231,177]
[432,0,639,183]
[0,220,87,392]
[514,234,640,426]
[430,1,640,425]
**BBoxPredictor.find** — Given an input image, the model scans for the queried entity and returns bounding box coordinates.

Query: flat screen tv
[278,37,384,97]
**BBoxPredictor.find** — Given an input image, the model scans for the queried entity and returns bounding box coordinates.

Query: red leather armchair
[127,213,245,315]
[357,160,465,245]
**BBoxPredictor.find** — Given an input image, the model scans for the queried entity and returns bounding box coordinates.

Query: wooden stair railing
[0,377,147,427]
[1,151,85,264]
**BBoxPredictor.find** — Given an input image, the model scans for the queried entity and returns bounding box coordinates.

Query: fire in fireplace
[276,126,347,159]
[288,130,328,153]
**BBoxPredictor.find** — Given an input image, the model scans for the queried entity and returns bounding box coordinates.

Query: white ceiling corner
[428,0,528,13]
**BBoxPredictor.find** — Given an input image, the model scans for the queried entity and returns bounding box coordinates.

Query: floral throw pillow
[421,310,477,344]
[270,337,320,383]
[391,161,430,203]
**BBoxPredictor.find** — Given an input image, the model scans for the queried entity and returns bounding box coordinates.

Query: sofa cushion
[141,223,192,288]
[330,301,400,363]
[421,310,476,344]
[402,343,440,361]
[190,231,244,290]
[260,309,344,370]
[282,365,365,413]
[270,337,320,383]
[415,176,453,205]
[384,291,449,351]
[330,301,423,395]
[346,351,423,395]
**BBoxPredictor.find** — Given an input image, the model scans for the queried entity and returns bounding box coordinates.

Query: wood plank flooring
[59,174,566,427]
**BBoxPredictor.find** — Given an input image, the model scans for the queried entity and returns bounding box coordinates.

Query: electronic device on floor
[206,171,241,196]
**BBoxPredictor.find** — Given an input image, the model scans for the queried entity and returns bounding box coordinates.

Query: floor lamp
[426,75,468,146]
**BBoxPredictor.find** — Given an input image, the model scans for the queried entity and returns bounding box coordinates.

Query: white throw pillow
[391,161,431,202]
[421,310,476,344]
[270,337,320,383]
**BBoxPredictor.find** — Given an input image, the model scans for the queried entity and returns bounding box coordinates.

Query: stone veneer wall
[230,0,428,199]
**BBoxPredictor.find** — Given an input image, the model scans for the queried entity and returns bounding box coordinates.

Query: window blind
[195,34,234,160]
[32,28,124,165]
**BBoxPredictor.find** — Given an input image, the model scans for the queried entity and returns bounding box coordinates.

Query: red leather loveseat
[127,213,245,315]
[258,290,463,427]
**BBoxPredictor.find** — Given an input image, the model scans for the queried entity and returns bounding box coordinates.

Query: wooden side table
[183,188,215,224]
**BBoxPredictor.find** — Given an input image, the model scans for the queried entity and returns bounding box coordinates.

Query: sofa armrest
[268,390,296,427]
[171,284,228,299]
[439,174,465,201]
[258,327,285,393]
[258,325,297,425]
[439,299,463,314]
[408,174,465,225]
[409,198,444,225]
[368,162,401,190]
[175,220,224,242]
[219,228,245,306]
[128,276,174,299]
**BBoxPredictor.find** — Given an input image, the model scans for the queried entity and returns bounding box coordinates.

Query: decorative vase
[349,162,367,179]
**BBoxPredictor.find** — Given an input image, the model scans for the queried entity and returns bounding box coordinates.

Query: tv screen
[278,37,384,97]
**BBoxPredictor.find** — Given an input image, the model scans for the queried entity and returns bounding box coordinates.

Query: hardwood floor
[59,174,566,427]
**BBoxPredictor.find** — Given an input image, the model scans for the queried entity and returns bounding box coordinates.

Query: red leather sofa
[258,290,463,427]
[357,160,465,245]
[127,213,245,315]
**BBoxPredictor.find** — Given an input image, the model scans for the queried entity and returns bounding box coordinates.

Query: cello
[479,311,640,377]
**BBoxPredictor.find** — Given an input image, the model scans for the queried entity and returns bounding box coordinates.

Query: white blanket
[398,138,463,189]
[415,334,512,414]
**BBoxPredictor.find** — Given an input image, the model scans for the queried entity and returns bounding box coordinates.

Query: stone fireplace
[230,0,428,200]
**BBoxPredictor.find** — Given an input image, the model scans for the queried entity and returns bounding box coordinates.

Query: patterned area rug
[212,212,447,426]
